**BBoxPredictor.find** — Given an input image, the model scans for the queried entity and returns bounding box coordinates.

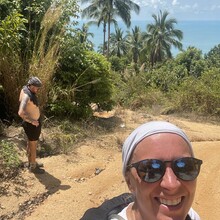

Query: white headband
[122,121,193,176]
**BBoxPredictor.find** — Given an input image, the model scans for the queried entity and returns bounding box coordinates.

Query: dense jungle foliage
[0,0,220,123]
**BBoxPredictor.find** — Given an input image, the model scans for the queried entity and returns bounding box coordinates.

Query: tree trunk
[107,14,111,59]
[103,22,106,55]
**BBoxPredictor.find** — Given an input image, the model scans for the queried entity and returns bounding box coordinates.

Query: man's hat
[28,76,42,87]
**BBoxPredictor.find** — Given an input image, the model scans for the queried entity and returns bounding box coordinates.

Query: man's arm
[18,94,33,123]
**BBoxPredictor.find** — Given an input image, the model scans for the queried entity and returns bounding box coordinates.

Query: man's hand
[31,120,39,127]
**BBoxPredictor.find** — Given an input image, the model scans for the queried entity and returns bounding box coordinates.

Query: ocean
[78,20,220,56]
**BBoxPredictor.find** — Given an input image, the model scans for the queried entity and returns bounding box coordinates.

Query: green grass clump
[0,140,21,170]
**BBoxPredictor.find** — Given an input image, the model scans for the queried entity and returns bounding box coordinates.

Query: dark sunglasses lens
[173,158,202,181]
[137,159,165,183]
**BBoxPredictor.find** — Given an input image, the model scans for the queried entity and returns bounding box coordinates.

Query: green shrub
[0,140,21,169]
[175,47,204,77]
[205,44,220,68]
[48,49,114,119]
[109,56,128,72]
[112,70,166,110]
[149,63,188,92]
[173,68,220,115]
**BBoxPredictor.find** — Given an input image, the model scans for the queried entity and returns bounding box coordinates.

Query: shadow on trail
[34,171,71,194]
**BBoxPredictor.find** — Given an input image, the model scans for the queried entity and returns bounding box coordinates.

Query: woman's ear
[125,172,135,193]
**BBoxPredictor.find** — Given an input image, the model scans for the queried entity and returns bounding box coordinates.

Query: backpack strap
[80,193,134,220]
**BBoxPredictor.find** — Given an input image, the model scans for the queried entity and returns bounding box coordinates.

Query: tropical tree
[81,0,117,55]
[81,0,140,57]
[51,32,114,118]
[109,27,127,57]
[126,26,143,65]
[81,1,107,54]
[205,44,220,68]
[143,10,183,66]
[0,0,20,20]
[75,23,94,50]
[0,11,27,117]
[175,47,204,77]
[0,0,79,118]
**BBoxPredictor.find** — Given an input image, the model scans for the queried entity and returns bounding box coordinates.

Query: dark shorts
[22,120,41,141]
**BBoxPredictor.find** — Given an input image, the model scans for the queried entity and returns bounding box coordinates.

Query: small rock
[95,168,104,175]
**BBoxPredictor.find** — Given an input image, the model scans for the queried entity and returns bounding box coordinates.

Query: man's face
[29,85,40,94]
[126,133,197,220]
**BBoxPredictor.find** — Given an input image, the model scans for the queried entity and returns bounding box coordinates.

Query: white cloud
[134,0,166,8]
[172,0,179,6]
[131,0,220,20]
[180,4,191,11]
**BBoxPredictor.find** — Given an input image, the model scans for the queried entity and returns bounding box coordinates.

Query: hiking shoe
[26,162,44,168]
[35,162,44,168]
[29,166,45,174]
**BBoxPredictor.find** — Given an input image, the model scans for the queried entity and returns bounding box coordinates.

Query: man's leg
[27,140,43,168]
[29,140,37,167]
[28,140,44,174]
[23,121,44,173]
[27,141,31,163]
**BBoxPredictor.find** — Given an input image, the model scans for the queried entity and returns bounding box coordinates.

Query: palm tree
[81,1,117,55]
[109,27,127,57]
[126,26,143,64]
[74,23,94,50]
[143,10,183,66]
[77,23,94,44]
[105,0,140,57]
[81,0,140,57]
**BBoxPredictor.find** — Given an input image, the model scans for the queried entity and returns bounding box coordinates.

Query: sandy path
[1,111,220,220]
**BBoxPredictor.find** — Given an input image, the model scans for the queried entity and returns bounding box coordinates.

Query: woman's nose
[160,167,181,190]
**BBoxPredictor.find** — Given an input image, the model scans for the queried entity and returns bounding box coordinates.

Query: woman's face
[126,133,197,220]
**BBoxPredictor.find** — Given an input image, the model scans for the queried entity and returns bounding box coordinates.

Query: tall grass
[0,3,65,118]
[29,4,63,109]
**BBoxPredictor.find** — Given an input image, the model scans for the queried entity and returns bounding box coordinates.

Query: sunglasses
[127,157,203,183]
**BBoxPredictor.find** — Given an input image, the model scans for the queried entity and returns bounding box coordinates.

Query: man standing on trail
[18,76,45,174]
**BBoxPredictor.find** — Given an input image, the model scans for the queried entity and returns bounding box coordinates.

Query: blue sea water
[78,20,220,56]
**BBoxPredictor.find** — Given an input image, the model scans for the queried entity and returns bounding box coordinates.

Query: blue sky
[131,0,220,20]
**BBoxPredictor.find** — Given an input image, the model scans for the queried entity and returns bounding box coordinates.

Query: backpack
[80,193,193,220]
[80,193,134,220]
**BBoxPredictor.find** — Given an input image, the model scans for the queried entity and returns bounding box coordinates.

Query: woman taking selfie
[111,121,202,220]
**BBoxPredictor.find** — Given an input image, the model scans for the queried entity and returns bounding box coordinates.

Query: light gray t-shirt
[110,203,201,220]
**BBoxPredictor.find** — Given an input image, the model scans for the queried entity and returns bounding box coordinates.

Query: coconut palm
[81,0,140,57]
[77,23,94,44]
[109,27,127,57]
[143,10,183,66]
[81,1,117,55]
[126,26,143,64]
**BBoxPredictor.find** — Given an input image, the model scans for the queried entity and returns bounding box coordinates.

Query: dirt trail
[1,110,220,220]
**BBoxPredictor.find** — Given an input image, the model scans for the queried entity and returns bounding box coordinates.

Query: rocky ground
[0,109,220,220]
